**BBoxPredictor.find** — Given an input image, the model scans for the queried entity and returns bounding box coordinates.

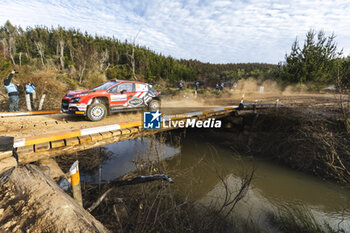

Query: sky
[0,0,350,64]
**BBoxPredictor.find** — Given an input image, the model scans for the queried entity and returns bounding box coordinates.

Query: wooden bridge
[0,97,280,170]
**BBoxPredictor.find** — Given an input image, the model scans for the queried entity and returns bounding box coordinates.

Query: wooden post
[32,92,37,110]
[25,94,32,111]
[253,99,257,113]
[38,94,46,111]
[238,94,245,110]
[70,160,83,207]
[240,94,245,104]
[275,99,279,112]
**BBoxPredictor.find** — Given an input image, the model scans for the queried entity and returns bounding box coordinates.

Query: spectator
[3,70,19,112]
[25,81,36,110]
[220,82,224,91]
[179,80,183,90]
[195,81,199,91]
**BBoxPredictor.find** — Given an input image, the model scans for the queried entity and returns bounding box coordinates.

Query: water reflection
[80,137,180,183]
[79,133,350,229]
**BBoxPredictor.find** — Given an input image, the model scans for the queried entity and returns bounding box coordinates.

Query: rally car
[61,80,161,121]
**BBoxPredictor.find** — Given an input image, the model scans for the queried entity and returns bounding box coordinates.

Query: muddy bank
[0,164,108,233]
[201,106,350,183]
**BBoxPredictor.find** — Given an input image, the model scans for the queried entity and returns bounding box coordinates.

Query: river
[79,131,350,231]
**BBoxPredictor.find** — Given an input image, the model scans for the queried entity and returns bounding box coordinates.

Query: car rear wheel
[148,100,161,111]
[87,103,107,121]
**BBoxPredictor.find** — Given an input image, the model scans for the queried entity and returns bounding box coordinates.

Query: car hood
[65,90,90,97]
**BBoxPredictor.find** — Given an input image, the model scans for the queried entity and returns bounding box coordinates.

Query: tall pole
[70,160,83,207]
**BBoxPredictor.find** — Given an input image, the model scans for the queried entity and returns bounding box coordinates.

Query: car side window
[117,83,134,93]
[108,85,119,93]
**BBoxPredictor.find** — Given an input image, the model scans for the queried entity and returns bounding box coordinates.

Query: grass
[272,204,345,233]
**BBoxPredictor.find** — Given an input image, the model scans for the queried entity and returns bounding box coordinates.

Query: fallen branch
[87,188,115,212]
[110,174,174,187]
[87,174,174,212]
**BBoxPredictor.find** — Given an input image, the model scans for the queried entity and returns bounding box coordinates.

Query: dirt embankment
[0,165,109,233]
[202,99,350,183]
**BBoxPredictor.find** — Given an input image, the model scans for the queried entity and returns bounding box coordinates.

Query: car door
[133,83,149,107]
[119,82,137,108]
[108,83,131,108]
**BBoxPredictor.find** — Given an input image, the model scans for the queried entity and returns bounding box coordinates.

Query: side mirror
[120,90,126,94]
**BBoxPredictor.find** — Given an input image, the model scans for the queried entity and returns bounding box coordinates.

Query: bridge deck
[11,106,238,164]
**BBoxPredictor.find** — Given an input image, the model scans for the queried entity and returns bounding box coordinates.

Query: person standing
[3,70,19,112]
[220,82,224,91]
[25,81,36,111]
[179,80,183,90]
[195,81,199,91]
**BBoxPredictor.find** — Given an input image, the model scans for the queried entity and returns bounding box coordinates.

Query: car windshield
[90,81,119,91]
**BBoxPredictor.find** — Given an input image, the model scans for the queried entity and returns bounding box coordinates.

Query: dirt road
[0,93,339,138]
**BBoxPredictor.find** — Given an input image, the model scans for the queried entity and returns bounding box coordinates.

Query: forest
[0,20,275,88]
[0,20,349,91]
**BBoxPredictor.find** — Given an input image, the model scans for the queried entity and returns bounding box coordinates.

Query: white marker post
[25,94,32,111]
[70,160,83,207]
[38,94,46,111]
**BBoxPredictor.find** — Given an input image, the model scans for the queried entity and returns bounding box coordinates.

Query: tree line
[276,29,349,91]
[0,20,276,86]
[1,21,349,90]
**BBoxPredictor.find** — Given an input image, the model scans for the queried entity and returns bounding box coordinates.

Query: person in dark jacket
[195,81,199,91]
[3,70,19,112]
[179,80,183,90]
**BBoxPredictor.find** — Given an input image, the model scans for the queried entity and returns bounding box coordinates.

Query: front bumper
[62,109,86,115]
[61,100,87,115]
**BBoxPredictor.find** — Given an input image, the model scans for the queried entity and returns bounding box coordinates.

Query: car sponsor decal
[143,93,154,104]
[135,84,148,92]
[127,97,144,107]
[110,94,127,102]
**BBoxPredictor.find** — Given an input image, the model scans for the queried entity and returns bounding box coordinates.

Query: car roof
[114,80,148,84]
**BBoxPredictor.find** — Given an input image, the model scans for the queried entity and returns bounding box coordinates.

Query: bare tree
[59,39,65,70]
[8,36,16,65]
[79,61,86,84]
[0,38,8,57]
[75,45,98,84]
[19,52,22,66]
[127,29,141,80]
[99,48,109,71]
[0,35,16,65]
[34,41,45,67]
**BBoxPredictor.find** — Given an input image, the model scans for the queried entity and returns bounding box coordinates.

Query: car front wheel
[148,100,161,111]
[87,103,107,121]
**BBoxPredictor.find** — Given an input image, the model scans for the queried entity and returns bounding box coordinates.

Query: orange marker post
[70,160,83,207]
[253,99,258,113]
[275,99,280,111]
[240,94,245,104]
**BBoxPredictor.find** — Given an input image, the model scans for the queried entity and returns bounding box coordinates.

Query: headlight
[70,98,81,103]
[74,94,88,97]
